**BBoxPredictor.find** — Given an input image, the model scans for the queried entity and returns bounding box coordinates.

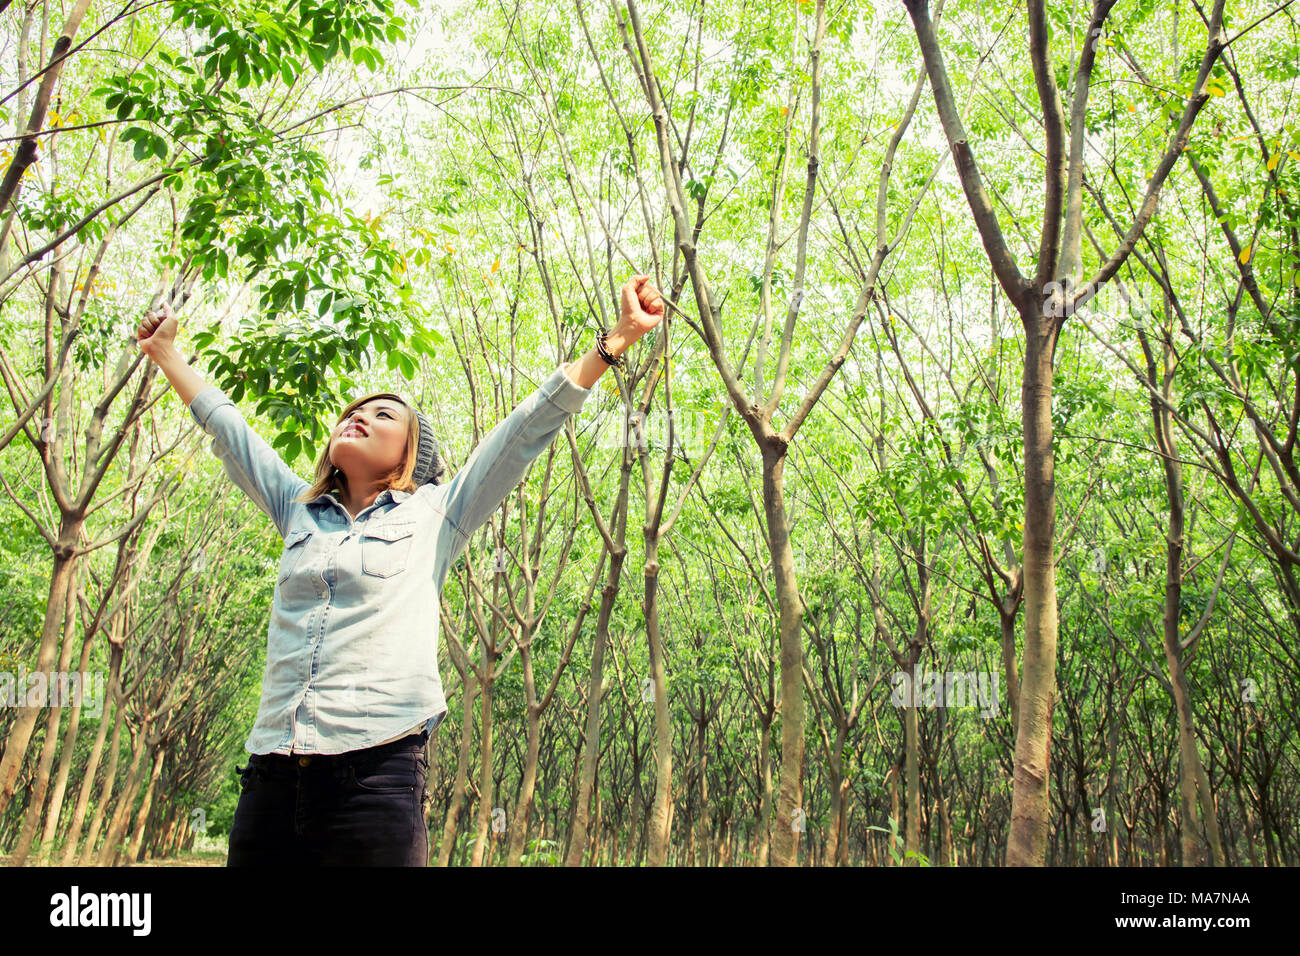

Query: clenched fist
[137,302,178,360]
[619,274,665,339]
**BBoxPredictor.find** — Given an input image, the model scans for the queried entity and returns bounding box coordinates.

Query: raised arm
[138,303,308,537]
[433,364,590,562]
[434,274,664,560]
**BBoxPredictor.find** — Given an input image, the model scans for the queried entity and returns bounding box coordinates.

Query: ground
[0,850,227,866]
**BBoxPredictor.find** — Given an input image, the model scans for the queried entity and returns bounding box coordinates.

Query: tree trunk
[644,533,673,866]
[762,441,805,866]
[79,670,127,864]
[9,557,82,864]
[469,653,494,868]
[999,607,1021,739]
[507,644,542,867]
[437,673,478,867]
[755,719,774,866]
[96,720,151,866]
[0,526,82,817]
[566,550,625,865]
[127,746,166,863]
[694,701,710,866]
[889,763,901,865]
[824,731,845,867]
[1006,322,1060,865]
[904,659,920,866]
[1145,324,1226,868]
[39,575,103,859]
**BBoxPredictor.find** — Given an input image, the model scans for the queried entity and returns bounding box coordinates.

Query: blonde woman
[136,275,664,866]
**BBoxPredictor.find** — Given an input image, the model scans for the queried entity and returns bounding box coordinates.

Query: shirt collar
[309,487,413,510]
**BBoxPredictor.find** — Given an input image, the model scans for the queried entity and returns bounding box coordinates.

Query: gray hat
[411,408,445,486]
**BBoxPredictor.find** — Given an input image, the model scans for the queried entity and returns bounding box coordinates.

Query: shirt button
[298,756,311,767]
[319,588,328,599]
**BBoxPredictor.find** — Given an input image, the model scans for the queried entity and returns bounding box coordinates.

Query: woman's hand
[135,301,208,405]
[137,302,178,361]
[607,275,665,354]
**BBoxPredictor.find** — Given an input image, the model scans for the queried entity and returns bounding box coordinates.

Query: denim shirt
[187,363,592,755]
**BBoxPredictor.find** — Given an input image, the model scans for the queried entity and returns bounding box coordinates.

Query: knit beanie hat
[411,407,445,487]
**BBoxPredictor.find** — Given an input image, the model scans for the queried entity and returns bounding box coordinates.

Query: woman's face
[328,398,409,482]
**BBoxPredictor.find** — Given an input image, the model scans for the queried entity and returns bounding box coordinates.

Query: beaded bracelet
[595,329,627,370]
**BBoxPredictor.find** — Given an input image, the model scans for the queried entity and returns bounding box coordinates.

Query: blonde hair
[294,391,422,504]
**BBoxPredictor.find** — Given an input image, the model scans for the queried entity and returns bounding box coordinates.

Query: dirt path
[126,852,226,867]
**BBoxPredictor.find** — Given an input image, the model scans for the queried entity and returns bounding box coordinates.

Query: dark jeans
[227,732,430,866]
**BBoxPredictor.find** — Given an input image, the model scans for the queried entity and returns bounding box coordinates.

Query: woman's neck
[339,478,385,519]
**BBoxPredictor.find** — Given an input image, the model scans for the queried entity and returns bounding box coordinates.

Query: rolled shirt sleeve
[188,385,310,539]
[432,362,591,565]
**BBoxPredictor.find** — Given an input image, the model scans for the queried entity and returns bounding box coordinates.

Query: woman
[136,275,664,866]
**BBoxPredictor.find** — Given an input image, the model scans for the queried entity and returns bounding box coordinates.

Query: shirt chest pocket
[361,519,416,578]
[277,528,313,585]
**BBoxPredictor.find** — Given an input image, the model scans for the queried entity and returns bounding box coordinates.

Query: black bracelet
[595,329,627,370]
